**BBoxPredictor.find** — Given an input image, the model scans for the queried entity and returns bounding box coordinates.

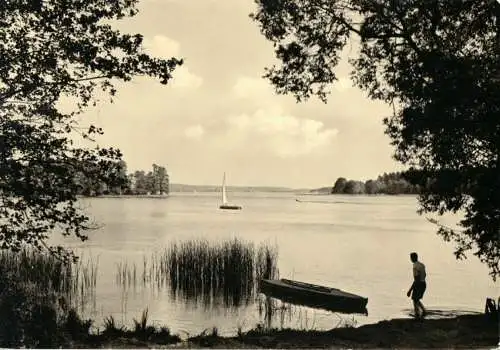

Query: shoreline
[76,193,418,198]
[71,313,498,348]
[77,194,169,199]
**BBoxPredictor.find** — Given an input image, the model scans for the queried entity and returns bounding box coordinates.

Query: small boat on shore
[260,278,368,314]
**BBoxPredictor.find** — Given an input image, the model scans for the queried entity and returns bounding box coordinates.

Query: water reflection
[256,295,359,331]
[167,279,254,311]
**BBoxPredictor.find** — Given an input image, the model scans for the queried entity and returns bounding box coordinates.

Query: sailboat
[219,172,242,210]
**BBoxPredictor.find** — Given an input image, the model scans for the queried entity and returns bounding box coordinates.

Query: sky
[75,0,405,188]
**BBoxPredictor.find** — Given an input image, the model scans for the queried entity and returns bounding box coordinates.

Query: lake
[49,192,498,337]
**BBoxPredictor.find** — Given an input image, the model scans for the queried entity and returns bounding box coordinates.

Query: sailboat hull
[219,204,242,210]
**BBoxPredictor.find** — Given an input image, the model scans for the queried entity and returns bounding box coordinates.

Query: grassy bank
[66,313,496,349]
[222,314,499,348]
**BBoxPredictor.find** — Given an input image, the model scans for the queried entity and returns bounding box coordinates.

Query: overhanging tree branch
[0,74,110,103]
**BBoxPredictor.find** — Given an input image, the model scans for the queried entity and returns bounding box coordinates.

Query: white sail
[222,172,228,204]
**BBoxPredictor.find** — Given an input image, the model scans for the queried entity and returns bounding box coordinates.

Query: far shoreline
[77,192,420,198]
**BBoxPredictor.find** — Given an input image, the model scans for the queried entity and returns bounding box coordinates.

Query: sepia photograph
[0,0,498,348]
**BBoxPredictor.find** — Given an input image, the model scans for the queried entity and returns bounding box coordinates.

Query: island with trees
[327,172,422,195]
[76,162,170,197]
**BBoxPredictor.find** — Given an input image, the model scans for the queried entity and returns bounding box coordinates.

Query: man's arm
[407,281,415,297]
[407,267,419,297]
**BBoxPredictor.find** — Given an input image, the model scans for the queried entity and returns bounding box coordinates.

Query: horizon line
[170,183,315,190]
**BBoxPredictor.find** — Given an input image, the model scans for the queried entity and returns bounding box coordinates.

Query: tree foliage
[0,0,182,261]
[151,164,169,195]
[330,172,420,194]
[75,160,129,196]
[252,0,500,279]
[76,162,170,196]
[332,177,347,193]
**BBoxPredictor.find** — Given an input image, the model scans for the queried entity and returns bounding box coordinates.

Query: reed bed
[71,254,99,311]
[0,249,98,309]
[115,238,279,308]
[0,249,72,293]
[115,261,137,287]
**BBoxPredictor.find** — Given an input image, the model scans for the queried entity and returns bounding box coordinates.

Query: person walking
[407,252,427,319]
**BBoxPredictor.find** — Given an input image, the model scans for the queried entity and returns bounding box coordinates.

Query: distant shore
[77,191,419,198]
[78,194,169,198]
[72,313,498,348]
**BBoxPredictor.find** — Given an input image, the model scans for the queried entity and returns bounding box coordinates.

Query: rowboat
[260,279,368,314]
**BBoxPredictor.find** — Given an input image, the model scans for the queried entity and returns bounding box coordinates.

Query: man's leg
[418,283,427,317]
[418,300,426,317]
[413,299,420,318]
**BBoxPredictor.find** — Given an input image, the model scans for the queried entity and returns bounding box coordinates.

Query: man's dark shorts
[412,281,426,301]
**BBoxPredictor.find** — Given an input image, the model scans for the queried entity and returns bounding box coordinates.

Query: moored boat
[260,278,368,314]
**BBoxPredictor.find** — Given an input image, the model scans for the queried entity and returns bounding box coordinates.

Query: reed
[164,238,279,307]
[115,238,279,308]
[0,249,71,293]
[0,249,98,309]
[71,255,99,311]
[256,244,279,282]
[0,248,99,347]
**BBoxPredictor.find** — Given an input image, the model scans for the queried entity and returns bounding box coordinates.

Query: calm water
[50,192,498,336]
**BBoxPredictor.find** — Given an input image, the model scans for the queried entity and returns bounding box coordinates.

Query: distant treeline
[76,161,169,197]
[169,184,296,193]
[331,172,420,195]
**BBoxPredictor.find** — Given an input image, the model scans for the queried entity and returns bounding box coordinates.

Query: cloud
[170,66,203,89]
[232,76,275,100]
[221,106,338,157]
[143,35,203,89]
[184,124,205,139]
[143,35,180,58]
[226,76,339,157]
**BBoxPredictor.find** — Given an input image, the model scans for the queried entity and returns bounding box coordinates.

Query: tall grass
[0,249,98,347]
[0,249,72,294]
[71,254,99,312]
[115,238,279,308]
[0,249,98,310]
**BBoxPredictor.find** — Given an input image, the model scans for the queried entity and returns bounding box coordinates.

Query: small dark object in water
[219,204,242,210]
